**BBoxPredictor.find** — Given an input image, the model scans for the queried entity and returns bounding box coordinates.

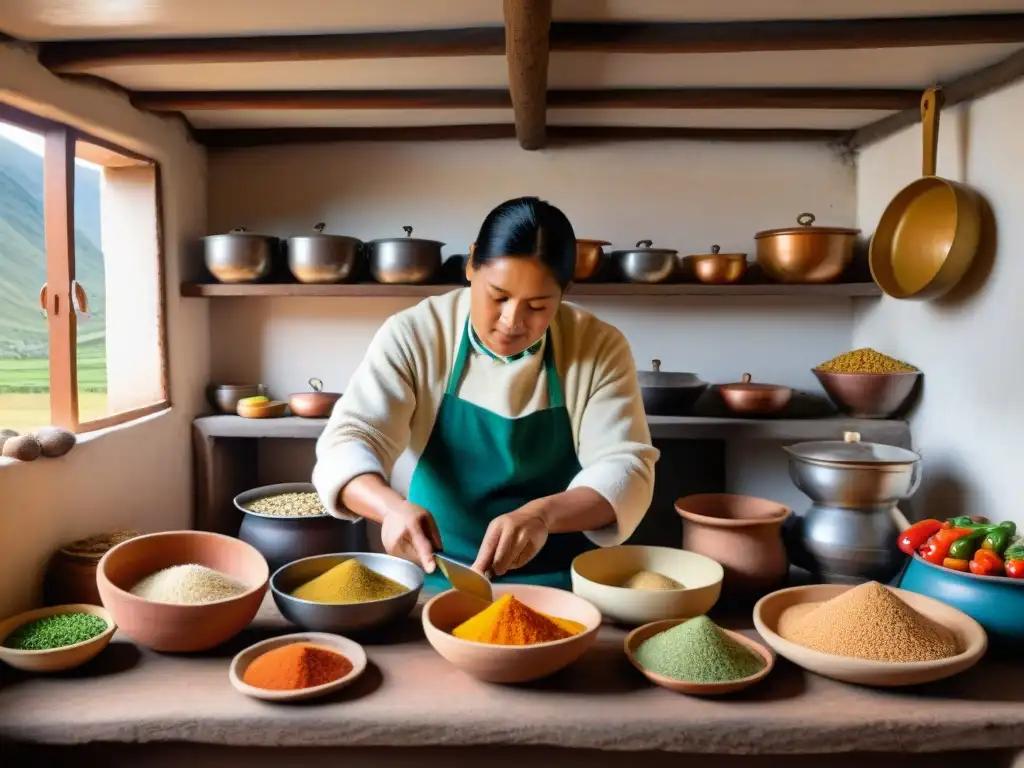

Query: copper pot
[717,373,793,416]
[288,378,342,419]
[575,239,610,281]
[755,213,859,284]
[685,245,748,285]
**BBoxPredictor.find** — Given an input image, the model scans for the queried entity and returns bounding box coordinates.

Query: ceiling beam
[504,0,552,151]
[548,13,1024,53]
[132,87,917,113]
[847,47,1024,150]
[36,13,1024,73]
[193,124,845,149]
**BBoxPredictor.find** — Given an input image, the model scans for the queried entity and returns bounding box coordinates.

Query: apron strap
[446,319,474,396]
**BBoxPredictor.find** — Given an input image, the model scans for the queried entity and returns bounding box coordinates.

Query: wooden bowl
[228,632,367,702]
[570,545,723,626]
[752,584,987,687]
[422,584,601,683]
[97,531,269,652]
[0,603,116,672]
[237,399,288,419]
[624,618,774,695]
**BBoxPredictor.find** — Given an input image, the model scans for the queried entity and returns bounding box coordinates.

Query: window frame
[0,101,170,433]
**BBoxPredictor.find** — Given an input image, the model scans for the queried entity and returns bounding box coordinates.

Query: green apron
[408,319,594,593]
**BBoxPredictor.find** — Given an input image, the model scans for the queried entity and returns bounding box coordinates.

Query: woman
[313,197,658,591]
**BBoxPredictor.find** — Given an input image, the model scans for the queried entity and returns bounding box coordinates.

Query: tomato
[969,548,1004,577]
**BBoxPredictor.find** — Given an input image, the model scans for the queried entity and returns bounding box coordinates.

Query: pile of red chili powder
[243,642,353,690]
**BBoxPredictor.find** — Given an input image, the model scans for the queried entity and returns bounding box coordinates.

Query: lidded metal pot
[783,431,921,585]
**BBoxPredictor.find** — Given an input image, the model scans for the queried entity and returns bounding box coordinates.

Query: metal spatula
[435,553,493,603]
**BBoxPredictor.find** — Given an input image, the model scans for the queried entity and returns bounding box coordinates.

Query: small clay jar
[675,494,791,601]
[44,531,140,607]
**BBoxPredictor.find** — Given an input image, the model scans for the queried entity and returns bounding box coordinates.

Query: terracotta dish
[97,530,269,652]
[0,603,116,673]
[571,545,723,626]
[237,399,288,419]
[753,584,987,687]
[717,373,793,416]
[229,632,367,702]
[676,494,791,600]
[288,378,342,419]
[624,619,774,696]
[422,584,601,683]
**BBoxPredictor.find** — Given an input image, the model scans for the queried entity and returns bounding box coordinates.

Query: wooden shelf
[194,414,909,444]
[181,281,882,298]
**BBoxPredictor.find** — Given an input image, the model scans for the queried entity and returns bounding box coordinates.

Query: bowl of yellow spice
[813,348,921,419]
[422,585,601,683]
[270,552,423,634]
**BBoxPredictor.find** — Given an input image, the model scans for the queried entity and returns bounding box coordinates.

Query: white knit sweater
[313,288,659,546]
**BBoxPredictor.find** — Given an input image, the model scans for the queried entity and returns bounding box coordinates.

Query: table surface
[1,596,1021,754]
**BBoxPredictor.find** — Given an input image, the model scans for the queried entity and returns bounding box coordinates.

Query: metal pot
[684,245,748,285]
[783,431,921,585]
[637,359,708,416]
[755,213,860,284]
[288,377,342,419]
[202,227,277,283]
[366,226,443,284]
[207,383,267,414]
[717,373,792,416]
[286,223,361,284]
[575,239,610,281]
[613,240,678,284]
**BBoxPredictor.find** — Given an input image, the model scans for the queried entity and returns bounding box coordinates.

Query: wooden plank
[42,128,79,431]
[38,28,507,70]
[548,88,918,111]
[180,281,882,298]
[504,0,552,151]
[546,126,848,143]
[848,47,1024,150]
[132,89,513,111]
[548,14,1024,53]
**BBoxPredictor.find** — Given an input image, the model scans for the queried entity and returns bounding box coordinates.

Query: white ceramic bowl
[571,545,724,626]
[0,603,116,672]
[229,632,367,702]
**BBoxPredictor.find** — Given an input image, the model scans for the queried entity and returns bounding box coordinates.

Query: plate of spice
[624,616,774,695]
[0,603,116,672]
[753,582,987,687]
[229,632,367,702]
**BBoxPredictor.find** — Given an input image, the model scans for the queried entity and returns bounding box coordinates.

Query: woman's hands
[381,501,443,574]
[472,502,549,577]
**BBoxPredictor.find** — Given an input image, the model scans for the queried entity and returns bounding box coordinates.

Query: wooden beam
[548,88,917,111]
[194,124,844,149]
[132,89,512,111]
[847,47,1024,150]
[38,28,506,71]
[549,14,1024,53]
[504,0,552,150]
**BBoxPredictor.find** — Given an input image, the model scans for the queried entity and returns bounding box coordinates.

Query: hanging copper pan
[868,88,983,300]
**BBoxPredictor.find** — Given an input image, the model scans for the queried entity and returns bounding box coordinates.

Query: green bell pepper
[948,528,989,560]
[981,523,1016,556]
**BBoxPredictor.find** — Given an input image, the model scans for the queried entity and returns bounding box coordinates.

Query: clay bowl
[624,618,775,695]
[228,631,367,702]
[97,531,269,653]
[0,603,116,672]
[271,553,423,634]
[422,584,601,683]
[571,545,723,626]
[813,370,921,419]
[717,374,793,416]
[753,584,987,687]
[676,494,791,601]
[237,399,288,419]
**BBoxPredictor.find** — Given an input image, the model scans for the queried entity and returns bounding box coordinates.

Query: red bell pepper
[942,557,970,572]
[969,548,1004,577]
[898,519,943,556]
[919,527,974,565]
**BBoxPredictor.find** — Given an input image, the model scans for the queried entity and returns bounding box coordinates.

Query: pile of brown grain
[777,582,958,663]
[815,348,918,374]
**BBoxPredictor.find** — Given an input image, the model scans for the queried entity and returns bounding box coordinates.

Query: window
[0,103,167,434]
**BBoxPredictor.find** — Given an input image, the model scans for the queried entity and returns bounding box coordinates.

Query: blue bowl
[897,554,1024,647]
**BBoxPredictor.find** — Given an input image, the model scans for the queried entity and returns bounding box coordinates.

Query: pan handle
[921,87,944,178]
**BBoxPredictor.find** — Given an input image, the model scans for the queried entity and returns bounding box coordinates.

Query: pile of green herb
[3,612,108,651]
[634,615,765,683]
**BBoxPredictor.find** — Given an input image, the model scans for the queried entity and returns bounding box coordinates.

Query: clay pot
[675,494,791,600]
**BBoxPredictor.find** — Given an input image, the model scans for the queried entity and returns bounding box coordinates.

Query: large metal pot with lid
[784,431,921,585]
[612,240,678,284]
[286,223,362,284]
[202,227,278,283]
[637,359,708,416]
[755,213,860,284]
[366,226,443,284]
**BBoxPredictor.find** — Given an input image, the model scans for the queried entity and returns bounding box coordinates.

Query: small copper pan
[288,378,342,419]
[718,374,793,416]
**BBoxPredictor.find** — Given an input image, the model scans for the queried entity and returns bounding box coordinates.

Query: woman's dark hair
[472,197,577,289]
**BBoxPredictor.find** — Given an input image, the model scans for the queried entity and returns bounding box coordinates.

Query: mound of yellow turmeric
[452,594,584,646]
